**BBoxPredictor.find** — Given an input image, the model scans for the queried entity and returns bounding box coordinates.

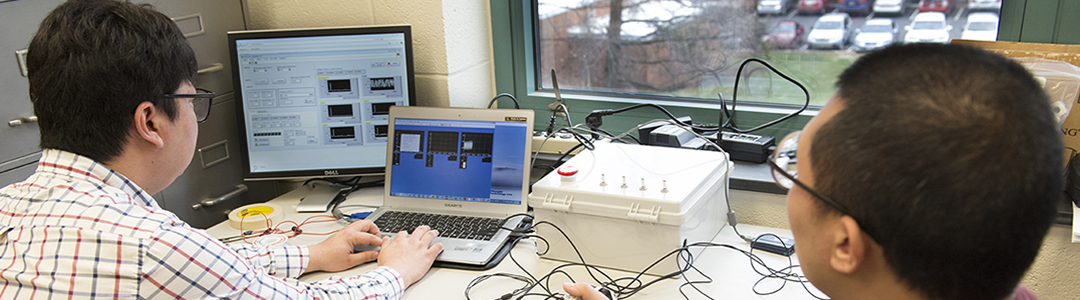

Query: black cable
[468,221,829,300]
[596,128,640,144]
[302,176,361,187]
[329,179,385,221]
[584,103,690,137]
[488,93,521,109]
[721,58,811,134]
[551,143,583,170]
[464,272,535,300]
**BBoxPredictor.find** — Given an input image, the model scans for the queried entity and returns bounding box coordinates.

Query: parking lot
[758,1,997,51]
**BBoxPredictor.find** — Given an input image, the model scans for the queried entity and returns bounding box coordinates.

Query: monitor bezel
[227,25,417,181]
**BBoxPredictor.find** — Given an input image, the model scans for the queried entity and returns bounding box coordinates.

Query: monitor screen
[228,25,416,180]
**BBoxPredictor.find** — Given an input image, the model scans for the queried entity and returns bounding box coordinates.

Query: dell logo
[324,170,339,176]
[445,203,462,208]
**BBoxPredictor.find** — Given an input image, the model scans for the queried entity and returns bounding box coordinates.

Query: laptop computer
[366,106,534,265]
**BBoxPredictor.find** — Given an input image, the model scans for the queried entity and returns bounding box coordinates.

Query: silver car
[853,18,897,52]
[758,0,794,15]
[808,13,853,50]
[968,0,1002,11]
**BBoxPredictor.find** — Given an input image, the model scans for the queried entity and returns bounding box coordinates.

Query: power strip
[532,131,584,155]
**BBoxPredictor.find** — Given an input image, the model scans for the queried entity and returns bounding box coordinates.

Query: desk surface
[205,186,825,300]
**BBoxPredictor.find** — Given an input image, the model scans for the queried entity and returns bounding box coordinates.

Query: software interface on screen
[389,118,529,205]
[235,32,410,174]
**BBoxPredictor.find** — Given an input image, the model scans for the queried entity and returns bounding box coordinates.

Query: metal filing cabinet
[0,0,281,228]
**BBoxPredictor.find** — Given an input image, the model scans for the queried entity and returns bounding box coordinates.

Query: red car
[918,0,953,14]
[762,20,805,49]
[798,0,827,14]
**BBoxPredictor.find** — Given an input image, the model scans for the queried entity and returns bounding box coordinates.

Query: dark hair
[812,43,1062,300]
[27,0,197,162]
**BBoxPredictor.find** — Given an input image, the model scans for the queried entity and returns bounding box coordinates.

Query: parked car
[873,0,906,15]
[838,0,874,15]
[960,12,999,41]
[904,12,952,44]
[968,0,1002,11]
[763,20,806,49]
[853,18,897,52]
[798,0,828,14]
[758,0,795,15]
[918,0,953,14]
[808,13,853,50]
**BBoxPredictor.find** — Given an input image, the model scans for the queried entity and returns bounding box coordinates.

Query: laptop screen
[388,117,530,205]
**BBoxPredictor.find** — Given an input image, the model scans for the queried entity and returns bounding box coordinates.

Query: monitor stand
[296,182,350,213]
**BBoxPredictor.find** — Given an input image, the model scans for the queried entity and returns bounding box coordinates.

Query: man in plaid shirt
[0,0,443,298]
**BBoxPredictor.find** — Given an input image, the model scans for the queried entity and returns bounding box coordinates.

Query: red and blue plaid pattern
[0,149,404,299]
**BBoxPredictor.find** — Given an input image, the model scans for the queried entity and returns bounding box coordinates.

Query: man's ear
[829,215,868,274]
[132,101,165,148]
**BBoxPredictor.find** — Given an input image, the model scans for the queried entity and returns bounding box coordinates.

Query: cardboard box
[953,39,1080,164]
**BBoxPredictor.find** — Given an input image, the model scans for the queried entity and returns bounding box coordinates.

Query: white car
[758,0,793,15]
[873,0,905,15]
[853,18,897,52]
[807,13,853,50]
[968,0,1002,11]
[961,12,999,41]
[904,12,952,44]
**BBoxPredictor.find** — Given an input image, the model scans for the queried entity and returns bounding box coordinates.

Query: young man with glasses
[566,43,1057,300]
[0,0,442,298]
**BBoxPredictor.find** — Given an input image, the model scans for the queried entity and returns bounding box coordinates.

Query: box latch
[542,194,573,211]
[627,203,660,223]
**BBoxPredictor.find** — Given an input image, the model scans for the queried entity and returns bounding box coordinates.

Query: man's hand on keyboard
[307,220,385,273]
[379,225,445,287]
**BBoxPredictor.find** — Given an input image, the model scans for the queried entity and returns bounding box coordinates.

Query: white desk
[205,187,824,300]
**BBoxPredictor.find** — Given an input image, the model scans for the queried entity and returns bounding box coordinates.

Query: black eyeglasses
[164,88,214,123]
[768,131,878,242]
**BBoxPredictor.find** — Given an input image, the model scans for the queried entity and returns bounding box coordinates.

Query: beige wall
[243,0,495,108]
[731,190,1080,300]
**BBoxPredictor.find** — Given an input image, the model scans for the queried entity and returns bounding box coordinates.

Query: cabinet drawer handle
[8,116,37,127]
[15,49,28,77]
[192,184,248,210]
[171,13,205,38]
[197,140,230,169]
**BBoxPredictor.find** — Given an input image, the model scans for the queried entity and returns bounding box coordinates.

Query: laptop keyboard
[373,211,502,241]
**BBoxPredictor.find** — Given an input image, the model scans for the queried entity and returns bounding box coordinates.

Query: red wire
[232,214,345,244]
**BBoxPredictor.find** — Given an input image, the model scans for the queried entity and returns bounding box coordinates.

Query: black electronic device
[705,131,775,163]
[637,116,693,142]
[751,234,795,256]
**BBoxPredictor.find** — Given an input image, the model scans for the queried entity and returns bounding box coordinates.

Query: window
[534,0,1001,108]
[492,0,1008,139]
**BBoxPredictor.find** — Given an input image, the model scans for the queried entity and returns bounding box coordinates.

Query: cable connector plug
[726,210,738,228]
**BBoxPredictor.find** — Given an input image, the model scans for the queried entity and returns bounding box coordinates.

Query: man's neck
[103,148,167,195]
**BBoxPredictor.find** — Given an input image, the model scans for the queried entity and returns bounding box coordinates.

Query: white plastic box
[528,143,730,276]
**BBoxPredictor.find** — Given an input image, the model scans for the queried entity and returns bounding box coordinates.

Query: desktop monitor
[228,25,416,183]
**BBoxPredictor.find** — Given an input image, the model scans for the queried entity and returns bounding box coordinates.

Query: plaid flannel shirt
[0,149,404,299]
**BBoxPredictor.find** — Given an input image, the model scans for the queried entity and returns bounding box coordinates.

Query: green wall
[999,0,1080,44]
